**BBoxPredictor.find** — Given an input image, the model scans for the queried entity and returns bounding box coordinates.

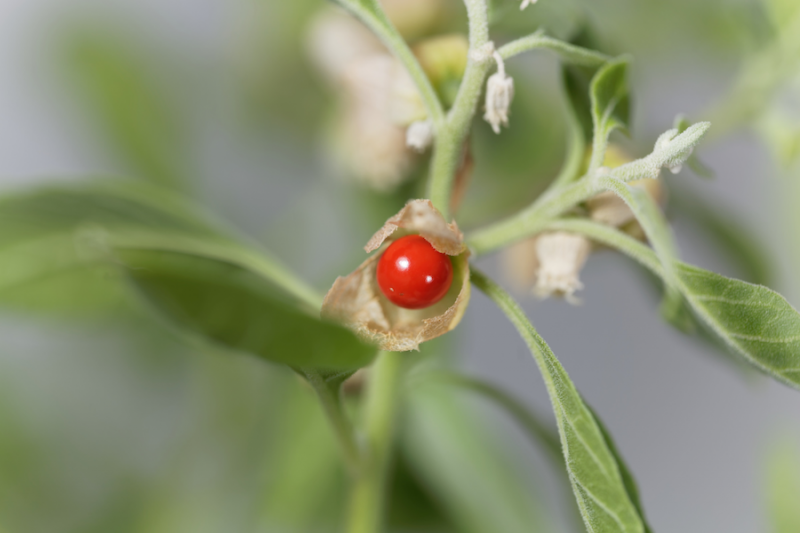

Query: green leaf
[587,405,653,533]
[676,262,800,389]
[673,115,714,178]
[588,58,631,173]
[258,376,346,529]
[471,268,647,533]
[60,28,188,188]
[116,249,375,370]
[548,219,800,390]
[0,183,215,315]
[402,380,553,533]
[0,183,375,370]
[765,436,800,533]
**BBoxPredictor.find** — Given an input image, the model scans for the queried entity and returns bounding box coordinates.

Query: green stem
[498,32,610,66]
[467,176,600,255]
[347,352,405,533]
[544,218,663,276]
[305,370,361,476]
[427,0,491,219]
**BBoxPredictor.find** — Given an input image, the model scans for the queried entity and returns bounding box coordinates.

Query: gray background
[1,0,798,532]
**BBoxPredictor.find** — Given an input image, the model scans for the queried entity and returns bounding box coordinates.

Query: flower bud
[520,0,538,10]
[484,52,515,134]
[413,34,469,107]
[406,120,434,152]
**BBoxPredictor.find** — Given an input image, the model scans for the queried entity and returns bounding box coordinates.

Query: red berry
[376,235,454,309]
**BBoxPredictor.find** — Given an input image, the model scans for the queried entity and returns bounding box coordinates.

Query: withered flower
[322,200,471,351]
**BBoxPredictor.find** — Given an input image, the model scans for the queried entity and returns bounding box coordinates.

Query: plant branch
[347,351,405,533]
[427,0,491,219]
[544,218,663,276]
[498,32,610,66]
[304,370,361,476]
[466,122,711,256]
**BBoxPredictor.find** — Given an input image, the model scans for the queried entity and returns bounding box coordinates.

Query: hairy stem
[498,32,610,66]
[347,352,405,533]
[427,0,491,219]
[467,176,601,255]
[544,218,663,275]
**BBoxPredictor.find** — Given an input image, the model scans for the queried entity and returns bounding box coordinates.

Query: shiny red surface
[376,235,454,309]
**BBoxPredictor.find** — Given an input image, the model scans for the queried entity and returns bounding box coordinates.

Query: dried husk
[322,200,470,352]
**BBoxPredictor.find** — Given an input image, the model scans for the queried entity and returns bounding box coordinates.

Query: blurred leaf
[561,25,615,143]
[402,381,552,533]
[258,376,346,530]
[676,262,800,390]
[0,183,215,315]
[386,451,455,532]
[471,269,648,533]
[60,28,188,188]
[765,436,800,533]
[0,183,375,370]
[116,248,375,370]
[590,57,631,159]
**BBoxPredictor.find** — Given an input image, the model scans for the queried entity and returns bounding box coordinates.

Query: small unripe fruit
[376,235,453,309]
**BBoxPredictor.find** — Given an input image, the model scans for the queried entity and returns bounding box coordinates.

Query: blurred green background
[0,0,799,532]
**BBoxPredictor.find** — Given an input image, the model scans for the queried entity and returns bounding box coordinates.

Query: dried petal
[366,199,465,255]
[323,200,470,351]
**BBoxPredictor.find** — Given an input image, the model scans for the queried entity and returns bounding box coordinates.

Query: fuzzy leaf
[60,28,187,189]
[588,58,631,172]
[611,122,712,183]
[676,263,800,389]
[550,220,800,390]
[472,269,647,533]
[673,115,714,178]
[588,405,653,533]
[591,58,631,140]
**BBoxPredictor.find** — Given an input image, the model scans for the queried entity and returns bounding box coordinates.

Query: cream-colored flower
[533,232,591,303]
[406,120,435,152]
[520,0,538,10]
[484,51,515,134]
[308,8,426,191]
[322,200,470,352]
